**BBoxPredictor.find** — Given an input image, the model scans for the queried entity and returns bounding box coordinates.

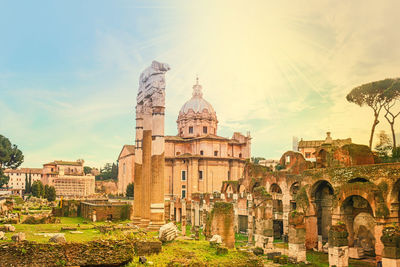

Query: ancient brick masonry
[0,239,161,267]
[133,61,170,230]
[209,202,235,249]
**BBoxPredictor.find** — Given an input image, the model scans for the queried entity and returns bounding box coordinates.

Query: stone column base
[289,243,306,262]
[382,258,400,267]
[139,219,150,228]
[132,217,142,225]
[328,246,349,267]
[148,221,165,230]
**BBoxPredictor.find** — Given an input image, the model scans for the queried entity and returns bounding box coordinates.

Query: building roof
[43,160,83,166]
[298,138,352,149]
[4,168,43,174]
[118,145,135,159]
[165,134,238,143]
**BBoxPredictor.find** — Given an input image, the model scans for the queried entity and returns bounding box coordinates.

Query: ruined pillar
[288,211,307,263]
[149,104,166,230]
[233,193,239,233]
[247,194,254,245]
[141,102,152,227]
[169,200,175,221]
[210,202,235,249]
[194,201,200,227]
[132,106,143,225]
[133,61,170,229]
[328,224,349,267]
[381,225,400,267]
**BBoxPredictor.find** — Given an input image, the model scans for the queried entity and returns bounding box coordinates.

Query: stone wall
[210,202,235,248]
[80,201,132,221]
[0,239,161,267]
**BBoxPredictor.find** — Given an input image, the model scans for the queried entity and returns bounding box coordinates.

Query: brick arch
[270,183,282,194]
[389,179,400,204]
[309,180,334,201]
[336,187,377,217]
[220,182,239,194]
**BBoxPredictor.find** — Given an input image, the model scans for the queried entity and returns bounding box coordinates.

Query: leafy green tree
[126,183,134,198]
[0,135,24,188]
[251,157,266,164]
[25,173,29,193]
[32,180,45,198]
[382,79,400,150]
[375,131,393,159]
[96,162,118,181]
[44,184,49,199]
[83,166,92,175]
[46,186,56,201]
[347,79,394,148]
[28,173,32,193]
[111,163,118,180]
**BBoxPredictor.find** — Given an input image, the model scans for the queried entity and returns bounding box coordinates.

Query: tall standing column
[141,100,152,227]
[133,60,170,229]
[132,106,143,224]
[149,104,166,229]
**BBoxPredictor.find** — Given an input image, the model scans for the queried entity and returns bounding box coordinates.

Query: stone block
[348,247,364,259]
[11,232,25,242]
[328,246,349,267]
[158,222,178,242]
[289,243,306,262]
[383,247,400,259]
[382,258,400,267]
[49,234,66,244]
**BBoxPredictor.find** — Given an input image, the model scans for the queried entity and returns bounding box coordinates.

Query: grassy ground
[127,239,258,267]
[0,217,132,243]
[280,251,375,267]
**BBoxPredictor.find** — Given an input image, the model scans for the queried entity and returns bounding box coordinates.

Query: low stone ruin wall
[0,239,161,267]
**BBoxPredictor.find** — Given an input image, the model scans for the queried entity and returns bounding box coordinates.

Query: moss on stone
[294,186,309,213]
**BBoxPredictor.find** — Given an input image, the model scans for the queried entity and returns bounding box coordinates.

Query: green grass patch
[0,217,135,243]
[127,239,259,266]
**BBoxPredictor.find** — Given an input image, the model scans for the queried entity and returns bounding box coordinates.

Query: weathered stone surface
[209,235,222,245]
[328,246,349,267]
[0,224,15,232]
[0,231,5,240]
[49,234,66,244]
[134,240,162,256]
[11,232,25,242]
[158,222,178,242]
[0,238,159,267]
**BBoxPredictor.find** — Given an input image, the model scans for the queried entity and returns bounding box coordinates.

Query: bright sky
[1,1,400,168]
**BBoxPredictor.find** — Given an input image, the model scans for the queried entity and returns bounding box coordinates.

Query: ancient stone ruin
[133,61,170,230]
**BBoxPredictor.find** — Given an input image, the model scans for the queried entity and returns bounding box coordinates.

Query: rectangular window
[182,189,186,199]
[228,171,230,179]
[200,150,204,156]
[285,155,291,164]
[181,170,186,181]
[189,126,193,134]
[214,151,218,156]
[199,170,203,180]
[203,126,207,134]
[305,152,311,158]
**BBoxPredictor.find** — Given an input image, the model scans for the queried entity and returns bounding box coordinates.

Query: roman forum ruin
[123,60,400,265]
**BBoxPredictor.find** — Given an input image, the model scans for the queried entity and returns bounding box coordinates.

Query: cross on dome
[192,76,203,98]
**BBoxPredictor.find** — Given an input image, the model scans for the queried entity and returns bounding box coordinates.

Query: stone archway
[390,179,400,222]
[340,195,375,256]
[311,180,334,241]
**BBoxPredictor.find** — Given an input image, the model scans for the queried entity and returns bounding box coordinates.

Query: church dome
[177,78,218,137]
[179,79,216,115]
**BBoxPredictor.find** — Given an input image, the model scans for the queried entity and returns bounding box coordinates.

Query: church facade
[117,78,251,199]
[164,78,251,200]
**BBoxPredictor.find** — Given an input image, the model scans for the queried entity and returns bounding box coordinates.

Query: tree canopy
[346,78,400,148]
[126,183,134,198]
[0,135,24,188]
[96,162,118,181]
